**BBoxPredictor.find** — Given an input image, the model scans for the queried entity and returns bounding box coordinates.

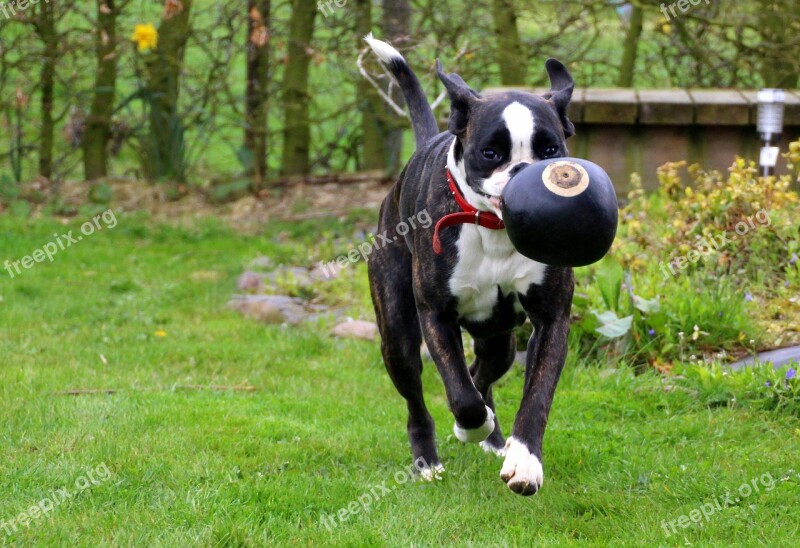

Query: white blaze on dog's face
[481,101,538,202]
[457,95,570,218]
[480,101,536,210]
[439,59,575,217]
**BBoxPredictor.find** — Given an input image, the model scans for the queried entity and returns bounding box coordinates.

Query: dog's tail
[364,33,439,149]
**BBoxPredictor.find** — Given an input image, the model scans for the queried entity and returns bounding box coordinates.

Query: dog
[364,34,575,496]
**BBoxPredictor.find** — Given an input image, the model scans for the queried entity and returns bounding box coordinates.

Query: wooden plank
[637,89,694,125]
[569,88,585,123]
[452,88,799,130]
[582,88,638,124]
[688,90,750,125]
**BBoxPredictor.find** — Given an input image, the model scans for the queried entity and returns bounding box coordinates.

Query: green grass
[1,211,799,546]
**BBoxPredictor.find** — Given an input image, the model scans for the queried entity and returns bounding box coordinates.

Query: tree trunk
[381,0,411,175]
[491,0,525,85]
[84,0,119,180]
[280,0,317,175]
[36,1,57,180]
[356,0,386,171]
[759,0,800,88]
[245,0,271,187]
[618,4,643,87]
[144,0,193,182]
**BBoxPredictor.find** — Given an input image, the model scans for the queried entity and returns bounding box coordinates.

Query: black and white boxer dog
[364,34,575,496]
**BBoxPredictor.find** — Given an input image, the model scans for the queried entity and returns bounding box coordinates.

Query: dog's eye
[543,145,559,157]
[481,148,499,161]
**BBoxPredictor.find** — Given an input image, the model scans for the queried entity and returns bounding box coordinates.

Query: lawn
[1,210,799,546]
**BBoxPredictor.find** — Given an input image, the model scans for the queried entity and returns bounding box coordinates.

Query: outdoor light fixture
[757,88,786,177]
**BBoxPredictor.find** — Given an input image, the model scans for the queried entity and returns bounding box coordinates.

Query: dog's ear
[436,59,481,137]
[544,58,575,138]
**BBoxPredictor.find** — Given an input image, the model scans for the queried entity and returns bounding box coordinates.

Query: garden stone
[332,320,378,341]
[237,271,264,292]
[228,295,309,325]
[227,297,284,324]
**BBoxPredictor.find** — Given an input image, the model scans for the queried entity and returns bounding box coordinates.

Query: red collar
[432,169,506,254]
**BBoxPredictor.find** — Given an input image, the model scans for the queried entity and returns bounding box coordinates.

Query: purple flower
[790,253,798,265]
[744,292,754,302]
[648,329,656,336]
[787,368,797,381]
[765,380,771,387]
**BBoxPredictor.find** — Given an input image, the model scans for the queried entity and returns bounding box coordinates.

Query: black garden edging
[728,345,800,371]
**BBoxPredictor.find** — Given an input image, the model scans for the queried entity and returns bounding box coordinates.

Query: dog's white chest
[448,226,547,321]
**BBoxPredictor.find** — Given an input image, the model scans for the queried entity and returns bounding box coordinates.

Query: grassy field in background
[1,211,799,546]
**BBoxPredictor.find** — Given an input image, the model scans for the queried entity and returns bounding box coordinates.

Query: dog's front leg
[502,275,573,496]
[418,309,495,443]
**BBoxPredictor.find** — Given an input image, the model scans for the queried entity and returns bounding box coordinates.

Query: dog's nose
[509,163,530,177]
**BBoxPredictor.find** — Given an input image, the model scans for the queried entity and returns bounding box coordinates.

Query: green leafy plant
[674,361,800,416]
[760,364,800,414]
[597,141,800,366]
[573,256,667,368]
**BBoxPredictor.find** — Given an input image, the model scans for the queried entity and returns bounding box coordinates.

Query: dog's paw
[453,405,495,443]
[416,463,445,482]
[499,437,543,496]
[480,440,506,457]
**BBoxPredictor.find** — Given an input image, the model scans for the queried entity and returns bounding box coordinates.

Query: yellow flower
[154,329,167,337]
[132,23,158,52]
[661,23,672,35]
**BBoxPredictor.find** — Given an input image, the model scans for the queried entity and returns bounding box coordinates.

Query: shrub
[569,140,800,370]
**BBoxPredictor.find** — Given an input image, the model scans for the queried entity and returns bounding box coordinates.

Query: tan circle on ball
[542,161,590,197]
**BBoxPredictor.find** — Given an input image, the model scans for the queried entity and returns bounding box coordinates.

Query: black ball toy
[500,157,618,267]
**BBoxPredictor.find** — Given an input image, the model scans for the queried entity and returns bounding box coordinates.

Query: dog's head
[439,59,574,216]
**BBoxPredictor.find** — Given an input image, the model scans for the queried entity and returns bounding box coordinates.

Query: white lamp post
[757,88,786,177]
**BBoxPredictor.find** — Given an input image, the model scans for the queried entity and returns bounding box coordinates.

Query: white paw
[453,405,495,443]
[500,437,544,496]
[480,440,506,457]
[417,463,445,482]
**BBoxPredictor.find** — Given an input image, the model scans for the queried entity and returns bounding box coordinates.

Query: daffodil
[132,23,158,52]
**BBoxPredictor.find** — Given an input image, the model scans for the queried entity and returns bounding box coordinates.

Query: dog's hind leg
[469,332,516,456]
[368,219,442,480]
